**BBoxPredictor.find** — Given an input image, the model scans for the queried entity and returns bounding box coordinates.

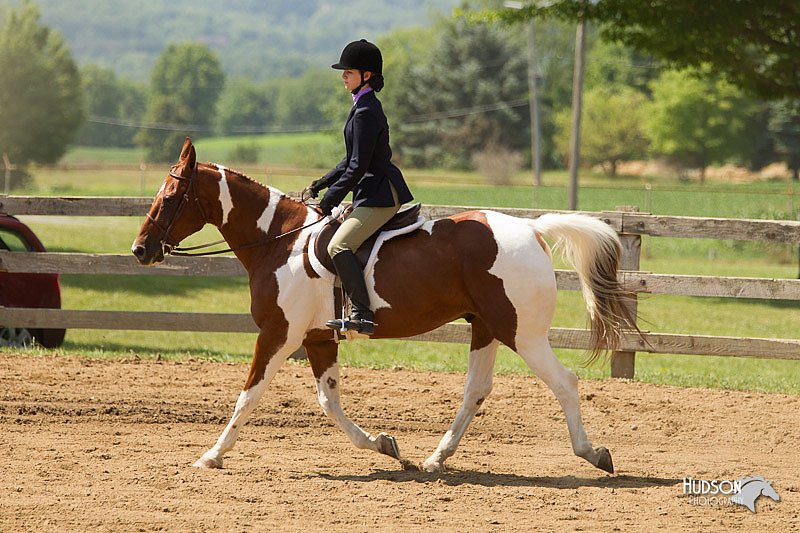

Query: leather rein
[147,165,325,258]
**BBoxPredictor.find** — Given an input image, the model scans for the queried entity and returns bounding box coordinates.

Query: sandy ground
[0,354,797,532]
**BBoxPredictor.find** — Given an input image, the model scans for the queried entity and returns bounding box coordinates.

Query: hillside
[26,0,459,81]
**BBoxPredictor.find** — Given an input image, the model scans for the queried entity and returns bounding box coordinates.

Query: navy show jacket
[318,90,413,208]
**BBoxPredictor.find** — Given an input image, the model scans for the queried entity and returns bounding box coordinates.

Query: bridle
[146,165,204,257]
[147,164,326,257]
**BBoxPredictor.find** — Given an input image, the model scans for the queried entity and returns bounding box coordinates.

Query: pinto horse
[132,138,638,474]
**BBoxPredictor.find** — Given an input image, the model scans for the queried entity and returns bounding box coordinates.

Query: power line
[87,115,333,134]
[403,98,529,123]
[87,95,533,134]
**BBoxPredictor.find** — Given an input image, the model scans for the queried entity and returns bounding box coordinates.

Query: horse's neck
[201,165,313,267]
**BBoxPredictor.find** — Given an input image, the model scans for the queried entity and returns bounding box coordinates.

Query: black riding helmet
[332,39,384,93]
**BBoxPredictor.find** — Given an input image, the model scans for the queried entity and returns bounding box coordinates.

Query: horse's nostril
[132,245,146,259]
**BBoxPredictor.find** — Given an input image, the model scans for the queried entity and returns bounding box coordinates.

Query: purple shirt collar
[352,86,373,104]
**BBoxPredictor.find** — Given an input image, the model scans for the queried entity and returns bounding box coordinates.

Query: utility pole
[526,20,542,187]
[567,19,586,211]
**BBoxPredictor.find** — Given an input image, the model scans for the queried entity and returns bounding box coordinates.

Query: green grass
[5,143,800,394]
[59,132,340,169]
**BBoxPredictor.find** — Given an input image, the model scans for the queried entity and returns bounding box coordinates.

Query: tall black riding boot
[326,250,375,335]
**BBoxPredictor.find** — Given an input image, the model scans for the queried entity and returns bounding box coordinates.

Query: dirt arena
[1,354,797,532]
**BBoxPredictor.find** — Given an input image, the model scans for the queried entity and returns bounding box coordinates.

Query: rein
[151,165,325,258]
[169,216,325,257]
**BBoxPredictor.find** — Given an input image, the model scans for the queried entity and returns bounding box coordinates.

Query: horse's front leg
[193,329,300,469]
[304,338,403,463]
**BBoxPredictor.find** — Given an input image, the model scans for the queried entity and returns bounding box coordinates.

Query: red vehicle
[0,215,65,347]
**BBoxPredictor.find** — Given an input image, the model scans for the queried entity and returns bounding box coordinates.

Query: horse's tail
[532,213,640,363]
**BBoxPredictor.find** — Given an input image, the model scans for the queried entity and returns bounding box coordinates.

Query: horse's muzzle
[131,241,164,266]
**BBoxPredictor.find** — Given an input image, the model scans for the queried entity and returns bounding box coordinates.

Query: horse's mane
[209,162,270,190]
[207,162,305,205]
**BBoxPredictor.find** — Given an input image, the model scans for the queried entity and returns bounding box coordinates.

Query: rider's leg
[326,193,400,335]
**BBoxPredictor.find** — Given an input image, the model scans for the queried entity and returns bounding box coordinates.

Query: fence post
[611,205,641,379]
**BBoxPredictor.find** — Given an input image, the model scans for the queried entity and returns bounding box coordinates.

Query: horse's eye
[163,195,176,205]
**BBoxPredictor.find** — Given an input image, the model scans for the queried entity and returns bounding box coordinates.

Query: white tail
[533,213,639,361]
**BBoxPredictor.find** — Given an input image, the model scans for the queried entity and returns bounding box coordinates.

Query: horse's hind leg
[421,320,499,473]
[304,339,403,462]
[193,330,299,469]
[516,336,614,473]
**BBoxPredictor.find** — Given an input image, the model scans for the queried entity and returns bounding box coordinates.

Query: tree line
[1,1,798,180]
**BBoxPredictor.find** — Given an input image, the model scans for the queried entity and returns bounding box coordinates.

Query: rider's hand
[308,180,323,197]
[301,186,318,202]
[302,180,322,202]
[318,198,333,216]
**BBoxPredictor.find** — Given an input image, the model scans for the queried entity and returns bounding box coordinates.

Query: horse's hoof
[193,455,223,469]
[420,459,446,473]
[594,447,614,474]
[376,433,401,460]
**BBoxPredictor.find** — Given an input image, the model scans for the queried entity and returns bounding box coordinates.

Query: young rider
[305,39,413,336]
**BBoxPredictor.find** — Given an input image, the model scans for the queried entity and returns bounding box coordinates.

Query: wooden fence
[1,195,799,379]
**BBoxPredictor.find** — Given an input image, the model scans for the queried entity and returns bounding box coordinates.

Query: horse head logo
[729,476,780,513]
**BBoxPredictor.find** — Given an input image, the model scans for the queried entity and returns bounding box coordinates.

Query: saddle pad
[308,203,425,281]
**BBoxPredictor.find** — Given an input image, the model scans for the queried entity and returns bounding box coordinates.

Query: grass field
[6,134,800,394]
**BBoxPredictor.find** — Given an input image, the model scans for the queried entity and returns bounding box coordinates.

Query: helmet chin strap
[351,71,369,94]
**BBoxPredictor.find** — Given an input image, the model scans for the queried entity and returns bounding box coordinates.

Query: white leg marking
[516,336,600,465]
[317,365,375,449]
[422,339,499,472]
[216,164,234,226]
[193,342,294,469]
[317,364,400,458]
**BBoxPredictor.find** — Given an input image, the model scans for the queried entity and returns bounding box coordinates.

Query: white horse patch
[216,164,234,226]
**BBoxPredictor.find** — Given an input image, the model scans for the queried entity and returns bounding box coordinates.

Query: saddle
[309,203,425,278]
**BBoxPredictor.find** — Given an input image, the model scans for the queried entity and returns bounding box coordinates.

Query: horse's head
[761,480,780,502]
[132,137,209,265]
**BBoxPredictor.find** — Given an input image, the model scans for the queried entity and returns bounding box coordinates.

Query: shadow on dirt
[317,470,680,489]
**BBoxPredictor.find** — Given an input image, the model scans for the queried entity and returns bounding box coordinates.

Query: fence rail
[1,195,799,378]
[2,251,799,300]
[3,195,799,242]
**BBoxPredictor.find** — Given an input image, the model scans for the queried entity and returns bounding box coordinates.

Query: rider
[305,39,413,336]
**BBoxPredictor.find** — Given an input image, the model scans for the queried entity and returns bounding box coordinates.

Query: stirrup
[326,316,375,336]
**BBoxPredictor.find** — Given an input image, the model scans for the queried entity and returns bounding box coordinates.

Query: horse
[730,476,781,513]
[132,138,638,474]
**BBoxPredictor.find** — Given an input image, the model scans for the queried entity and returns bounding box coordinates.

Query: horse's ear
[179,137,195,160]
[178,137,196,173]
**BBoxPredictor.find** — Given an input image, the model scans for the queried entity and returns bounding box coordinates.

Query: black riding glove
[318,198,333,216]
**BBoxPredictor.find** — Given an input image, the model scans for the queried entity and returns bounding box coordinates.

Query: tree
[0,2,83,165]
[646,70,759,181]
[584,39,660,96]
[768,101,800,182]
[136,42,224,161]
[390,14,529,169]
[216,78,276,135]
[273,68,337,132]
[75,64,146,147]
[495,0,800,100]
[553,86,649,176]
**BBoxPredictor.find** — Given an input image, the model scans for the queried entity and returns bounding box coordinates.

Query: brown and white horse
[132,138,637,474]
